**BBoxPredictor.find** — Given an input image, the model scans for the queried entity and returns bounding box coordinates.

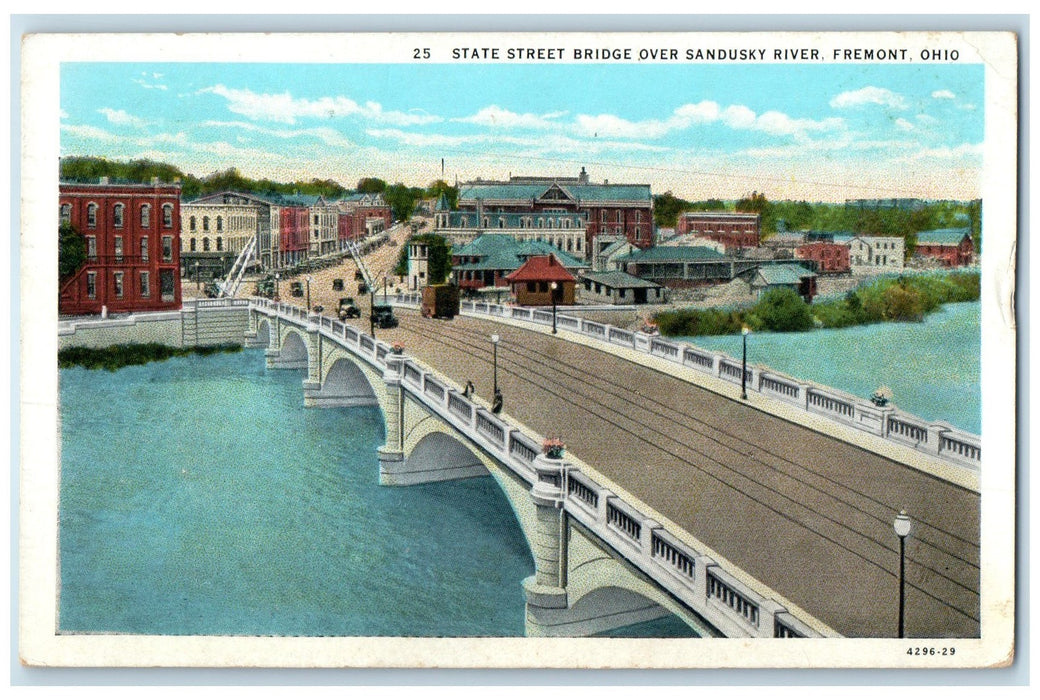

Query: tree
[652,191,689,227]
[752,287,814,332]
[59,222,86,282]
[425,179,459,210]
[356,177,387,193]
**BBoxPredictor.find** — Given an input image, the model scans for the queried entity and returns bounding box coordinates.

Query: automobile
[358,283,369,295]
[203,282,222,299]
[290,281,304,297]
[371,304,399,329]
[332,278,344,291]
[338,297,361,319]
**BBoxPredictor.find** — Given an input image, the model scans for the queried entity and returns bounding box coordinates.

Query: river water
[58,349,694,637]
[676,301,980,434]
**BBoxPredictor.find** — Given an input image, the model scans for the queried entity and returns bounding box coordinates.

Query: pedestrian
[492,388,503,414]
[463,380,475,398]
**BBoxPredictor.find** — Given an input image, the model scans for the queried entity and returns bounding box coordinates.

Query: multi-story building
[181,191,271,278]
[914,228,975,267]
[795,241,851,274]
[844,235,906,275]
[675,211,760,252]
[338,193,393,248]
[435,168,653,259]
[60,178,182,315]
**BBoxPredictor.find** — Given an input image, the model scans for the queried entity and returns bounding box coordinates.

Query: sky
[59,61,986,202]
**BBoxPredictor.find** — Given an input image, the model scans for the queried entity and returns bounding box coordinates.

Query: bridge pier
[377,358,407,484]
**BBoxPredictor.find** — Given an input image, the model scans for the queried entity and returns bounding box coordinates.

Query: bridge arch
[254,319,272,348]
[306,355,381,408]
[560,528,718,638]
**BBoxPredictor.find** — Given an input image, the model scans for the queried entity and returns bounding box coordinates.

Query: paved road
[361,308,980,639]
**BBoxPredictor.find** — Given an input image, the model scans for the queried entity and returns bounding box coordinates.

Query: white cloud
[894,118,915,131]
[572,101,842,141]
[98,107,148,128]
[958,103,977,111]
[829,86,907,110]
[132,75,167,91]
[455,105,565,130]
[201,120,353,148]
[201,84,442,126]
[932,89,957,99]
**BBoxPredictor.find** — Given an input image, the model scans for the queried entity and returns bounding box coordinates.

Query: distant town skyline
[60,61,985,202]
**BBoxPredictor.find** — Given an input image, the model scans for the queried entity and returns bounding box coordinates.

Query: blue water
[59,349,697,637]
[678,302,980,434]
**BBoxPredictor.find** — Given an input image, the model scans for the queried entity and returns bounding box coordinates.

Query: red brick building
[279,205,311,266]
[504,254,577,306]
[59,179,182,315]
[795,242,851,274]
[914,228,975,267]
[676,212,760,252]
[337,193,393,244]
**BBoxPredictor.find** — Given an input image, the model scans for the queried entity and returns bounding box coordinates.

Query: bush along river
[59,347,697,637]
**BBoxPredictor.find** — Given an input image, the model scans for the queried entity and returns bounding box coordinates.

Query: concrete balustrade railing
[395,294,982,472]
[255,298,827,638]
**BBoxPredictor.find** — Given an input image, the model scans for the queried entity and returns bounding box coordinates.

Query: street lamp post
[490,333,502,414]
[370,288,376,338]
[550,281,559,334]
[306,275,313,312]
[194,261,200,291]
[741,326,750,400]
[491,333,500,394]
[384,275,388,304]
[274,273,280,300]
[894,510,912,638]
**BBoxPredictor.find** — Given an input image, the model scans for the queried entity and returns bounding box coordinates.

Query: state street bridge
[245,297,979,639]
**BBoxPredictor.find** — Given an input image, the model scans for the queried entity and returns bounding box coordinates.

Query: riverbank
[58,342,242,371]
[655,270,979,337]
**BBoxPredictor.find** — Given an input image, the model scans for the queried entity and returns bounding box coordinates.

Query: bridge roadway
[349,307,979,639]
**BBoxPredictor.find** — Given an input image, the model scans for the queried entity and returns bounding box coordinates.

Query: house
[914,228,975,267]
[450,235,586,292]
[504,254,577,306]
[746,263,818,302]
[580,270,668,305]
[60,178,182,315]
[844,235,906,275]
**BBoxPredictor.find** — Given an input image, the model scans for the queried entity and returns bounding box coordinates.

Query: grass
[59,342,243,371]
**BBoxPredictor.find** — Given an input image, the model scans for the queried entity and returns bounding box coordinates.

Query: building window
[203,216,210,232]
[163,204,173,228]
[190,216,197,232]
[216,237,223,252]
[527,282,536,292]
[113,272,124,299]
[216,216,223,232]
[114,236,123,262]
[162,236,173,262]
[140,236,149,261]
[86,272,96,299]
[139,271,150,298]
[114,203,124,228]
[87,203,98,228]
[60,203,71,225]
[160,269,175,302]
[498,218,505,229]
[86,236,97,260]
[141,204,151,228]
[203,238,211,252]
[190,238,196,252]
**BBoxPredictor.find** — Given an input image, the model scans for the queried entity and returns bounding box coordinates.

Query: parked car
[290,281,304,297]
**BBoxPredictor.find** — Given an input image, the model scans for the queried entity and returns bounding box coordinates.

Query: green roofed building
[615,244,761,288]
[451,234,586,292]
[434,167,653,261]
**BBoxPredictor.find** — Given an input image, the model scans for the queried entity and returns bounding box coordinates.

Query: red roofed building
[504,254,577,306]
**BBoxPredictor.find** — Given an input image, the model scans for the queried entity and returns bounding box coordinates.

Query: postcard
[19,30,1017,669]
